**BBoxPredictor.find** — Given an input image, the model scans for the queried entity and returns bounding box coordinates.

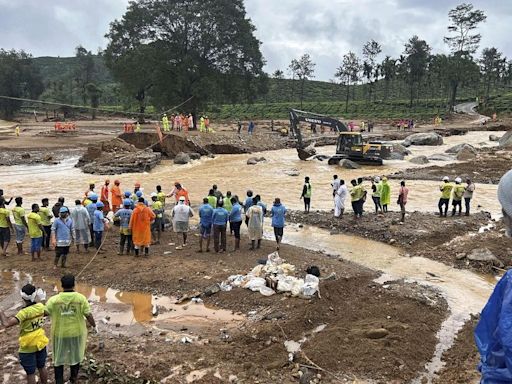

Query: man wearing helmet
[438,177,454,217]
[92,202,108,251]
[51,207,75,268]
[451,177,465,216]
[114,199,134,255]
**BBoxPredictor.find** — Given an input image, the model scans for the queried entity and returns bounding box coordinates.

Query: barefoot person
[45,275,96,384]
[0,284,49,384]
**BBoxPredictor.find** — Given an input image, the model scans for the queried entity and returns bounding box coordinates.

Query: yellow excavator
[289,109,392,165]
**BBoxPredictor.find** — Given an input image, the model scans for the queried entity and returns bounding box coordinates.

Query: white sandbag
[259,286,276,296]
[302,274,320,296]
[245,277,266,291]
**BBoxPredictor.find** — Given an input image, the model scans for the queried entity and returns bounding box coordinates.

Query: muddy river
[0,131,504,217]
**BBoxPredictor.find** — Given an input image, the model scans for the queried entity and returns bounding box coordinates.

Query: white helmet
[150,192,157,198]
[374,176,381,183]
[442,176,449,182]
[455,177,462,184]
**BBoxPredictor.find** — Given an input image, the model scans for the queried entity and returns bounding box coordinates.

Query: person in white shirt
[171,196,194,250]
[334,180,348,218]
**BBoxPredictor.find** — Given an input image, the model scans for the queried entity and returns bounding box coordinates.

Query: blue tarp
[475,270,512,383]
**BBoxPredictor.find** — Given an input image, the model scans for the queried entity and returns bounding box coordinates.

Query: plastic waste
[291,279,305,297]
[219,282,233,292]
[302,274,320,297]
[277,276,299,293]
[267,251,283,265]
[245,277,266,292]
[259,286,276,296]
[35,288,47,301]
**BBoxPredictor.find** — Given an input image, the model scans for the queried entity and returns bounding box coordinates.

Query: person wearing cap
[451,177,465,216]
[100,179,111,214]
[12,196,28,255]
[271,198,287,250]
[51,206,75,268]
[380,177,390,213]
[27,203,44,262]
[71,200,91,254]
[111,180,122,213]
[300,177,312,213]
[438,177,454,217]
[371,177,383,214]
[464,178,476,216]
[114,199,134,255]
[52,197,65,218]
[0,200,12,256]
[39,198,53,251]
[212,200,229,253]
[229,197,243,251]
[198,197,213,253]
[150,193,163,244]
[93,202,108,251]
[0,283,48,384]
[123,191,134,209]
[85,194,98,247]
[129,197,156,257]
[172,196,194,250]
[45,274,96,384]
[162,113,170,132]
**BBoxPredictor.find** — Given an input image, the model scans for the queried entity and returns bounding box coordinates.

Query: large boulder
[387,152,405,160]
[456,145,477,161]
[489,134,501,142]
[339,159,360,169]
[247,156,266,165]
[403,132,443,147]
[467,248,504,268]
[499,131,512,147]
[188,152,201,160]
[428,154,454,162]
[174,152,191,164]
[445,143,476,154]
[409,155,430,164]
[392,143,412,155]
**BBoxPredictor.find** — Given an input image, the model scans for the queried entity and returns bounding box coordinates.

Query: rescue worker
[174,114,181,131]
[114,199,133,255]
[174,183,190,205]
[39,198,53,251]
[246,195,264,250]
[100,179,110,214]
[438,176,453,217]
[464,178,476,216]
[207,189,217,208]
[212,184,223,201]
[300,176,312,213]
[350,180,362,218]
[199,116,206,132]
[229,197,243,251]
[171,196,193,250]
[51,207,74,269]
[85,193,98,247]
[70,200,90,253]
[371,177,383,214]
[270,198,287,250]
[212,200,229,253]
[135,121,141,133]
[12,196,28,255]
[198,197,213,253]
[52,197,65,218]
[0,284,49,384]
[27,204,44,262]
[0,200,12,256]
[150,193,163,244]
[92,201,108,251]
[162,113,170,132]
[45,274,96,384]
[380,177,391,213]
[111,180,123,213]
[451,177,465,216]
[129,197,156,257]
[357,178,367,215]
[156,185,166,231]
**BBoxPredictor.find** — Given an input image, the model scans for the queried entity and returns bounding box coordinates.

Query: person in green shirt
[156,185,166,231]
[0,284,49,384]
[45,274,96,384]
[300,176,312,213]
[12,196,28,255]
[0,200,12,256]
[27,204,44,262]
[39,198,53,251]
[350,179,363,218]
[150,193,163,244]
[451,177,465,216]
[380,177,391,213]
[207,189,217,209]
[438,177,454,217]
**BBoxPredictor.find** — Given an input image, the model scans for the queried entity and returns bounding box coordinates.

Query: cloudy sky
[0,0,510,80]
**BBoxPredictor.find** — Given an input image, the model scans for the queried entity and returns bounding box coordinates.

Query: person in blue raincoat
[475,169,512,383]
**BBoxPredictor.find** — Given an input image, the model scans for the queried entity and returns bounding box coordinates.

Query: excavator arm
[289,109,348,149]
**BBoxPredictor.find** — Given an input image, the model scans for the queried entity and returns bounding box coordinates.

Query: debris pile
[220,252,320,297]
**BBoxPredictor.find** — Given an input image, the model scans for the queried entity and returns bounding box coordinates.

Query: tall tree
[402,36,431,107]
[479,47,505,99]
[335,52,361,113]
[362,39,382,102]
[105,0,265,116]
[444,3,486,109]
[75,46,96,105]
[0,49,43,119]
[380,56,397,100]
[289,54,315,108]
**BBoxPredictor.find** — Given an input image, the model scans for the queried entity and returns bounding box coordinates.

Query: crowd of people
[161,113,212,133]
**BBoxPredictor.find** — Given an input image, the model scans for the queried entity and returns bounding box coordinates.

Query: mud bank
[286,210,508,274]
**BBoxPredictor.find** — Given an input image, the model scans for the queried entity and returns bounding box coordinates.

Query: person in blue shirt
[229,197,243,251]
[51,206,75,268]
[114,199,133,255]
[270,198,287,250]
[198,198,213,253]
[211,200,229,253]
[93,202,107,251]
[85,193,98,247]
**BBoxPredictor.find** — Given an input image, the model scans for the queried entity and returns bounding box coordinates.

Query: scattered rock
[246,156,266,165]
[43,153,54,161]
[499,131,512,148]
[203,284,221,297]
[21,153,31,159]
[489,134,501,142]
[445,143,476,154]
[391,143,411,156]
[284,169,300,176]
[386,152,405,160]
[467,248,504,267]
[174,152,191,164]
[403,133,443,147]
[427,154,454,161]
[365,328,390,339]
[298,143,317,160]
[456,145,478,161]
[339,159,360,169]
[188,152,201,160]
[409,156,430,164]
[263,311,286,320]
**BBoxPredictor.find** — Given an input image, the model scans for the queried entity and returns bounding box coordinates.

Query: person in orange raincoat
[182,113,189,133]
[129,197,156,257]
[100,179,111,214]
[111,180,123,213]
[174,183,190,205]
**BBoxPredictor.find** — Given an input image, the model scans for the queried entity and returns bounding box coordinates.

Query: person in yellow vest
[156,185,166,231]
[27,203,44,262]
[135,121,141,133]
[438,176,454,217]
[12,196,28,255]
[39,198,53,251]
[15,124,20,136]
[162,114,170,132]
[300,176,312,213]
[0,284,49,384]
[199,116,206,132]
[45,274,96,384]
[150,193,163,244]
[451,177,465,216]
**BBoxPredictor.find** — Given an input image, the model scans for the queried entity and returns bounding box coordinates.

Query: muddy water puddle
[273,224,494,383]
[0,270,243,336]
[0,131,504,217]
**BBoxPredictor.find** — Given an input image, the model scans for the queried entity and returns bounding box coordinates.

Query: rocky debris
[386,152,405,160]
[339,159,360,169]
[188,152,201,160]
[284,169,300,176]
[391,143,412,156]
[445,143,476,154]
[298,143,317,161]
[247,157,266,165]
[77,137,161,174]
[21,153,31,159]
[365,328,390,339]
[499,131,512,148]
[466,248,504,268]
[0,151,64,166]
[489,134,501,142]
[427,154,454,161]
[203,284,221,297]
[409,156,430,164]
[174,152,191,165]
[403,132,443,147]
[456,145,478,161]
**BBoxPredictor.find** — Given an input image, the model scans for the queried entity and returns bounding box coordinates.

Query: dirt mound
[76,137,161,174]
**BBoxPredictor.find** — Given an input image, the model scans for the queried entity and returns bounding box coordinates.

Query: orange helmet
[134,182,141,188]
